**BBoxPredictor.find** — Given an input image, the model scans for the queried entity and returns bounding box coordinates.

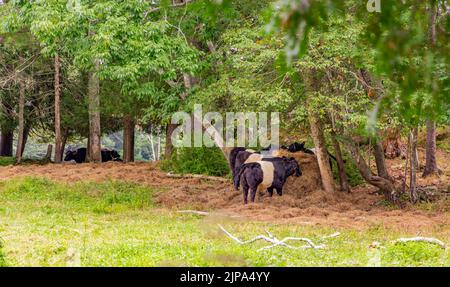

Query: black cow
[284,141,341,168]
[228,147,247,178]
[228,147,261,180]
[287,142,307,153]
[234,157,302,204]
[64,148,122,163]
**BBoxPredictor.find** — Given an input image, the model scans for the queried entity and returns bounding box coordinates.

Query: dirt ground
[0,149,448,233]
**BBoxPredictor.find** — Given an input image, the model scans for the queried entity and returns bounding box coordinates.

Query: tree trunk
[88,61,102,163]
[157,128,161,160]
[403,135,410,193]
[16,82,25,164]
[86,135,91,162]
[0,130,13,156]
[44,144,53,161]
[331,131,350,193]
[410,127,419,203]
[165,123,177,159]
[422,3,440,177]
[123,115,135,163]
[20,124,30,157]
[343,140,399,204]
[54,53,63,163]
[148,125,157,161]
[60,127,69,159]
[373,140,391,181]
[423,120,440,177]
[308,111,334,193]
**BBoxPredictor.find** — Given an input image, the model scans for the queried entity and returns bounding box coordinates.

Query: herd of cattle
[64,148,122,163]
[64,142,332,204]
[228,142,334,204]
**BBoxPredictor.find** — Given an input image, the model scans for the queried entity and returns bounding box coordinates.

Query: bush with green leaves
[161,147,229,177]
[0,157,15,166]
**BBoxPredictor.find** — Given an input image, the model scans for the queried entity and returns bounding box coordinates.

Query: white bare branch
[177,210,209,216]
[322,232,341,239]
[218,224,325,252]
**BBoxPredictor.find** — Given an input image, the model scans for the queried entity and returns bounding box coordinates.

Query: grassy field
[0,177,448,267]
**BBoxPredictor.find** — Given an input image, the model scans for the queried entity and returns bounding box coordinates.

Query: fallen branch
[218,224,325,252]
[166,172,229,183]
[177,210,209,216]
[392,237,447,249]
[322,232,341,239]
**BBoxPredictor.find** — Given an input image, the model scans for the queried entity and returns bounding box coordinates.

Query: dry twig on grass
[392,237,447,249]
[177,210,209,216]
[321,232,341,239]
[218,224,334,252]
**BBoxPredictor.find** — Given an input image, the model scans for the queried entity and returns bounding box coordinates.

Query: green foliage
[268,0,449,123]
[161,147,229,176]
[0,157,15,166]
[331,154,364,187]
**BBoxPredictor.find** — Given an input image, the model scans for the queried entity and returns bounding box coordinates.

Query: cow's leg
[250,185,259,203]
[242,183,249,204]
[276,187,283,196]
[267,187,274,197]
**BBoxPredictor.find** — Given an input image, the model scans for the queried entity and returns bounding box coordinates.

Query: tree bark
[157,127,161,160]
[410,127,419,203]
[148,125,157,161]
[88,61,102,163]
[54,53,63,163]
[20,124,30,157]
[308,111,335,193]
[123,115,135,163]
[0,130,13,156]
[343,140,398,204]
[86,135,91,162]
[165,123,177,159]
[331,131,350,193]
[422,3,440,177]
[373,140,391,181]
[44,144,53,161]
[423,121,440,177]
[16,82,25,164]
[60,127,69,159]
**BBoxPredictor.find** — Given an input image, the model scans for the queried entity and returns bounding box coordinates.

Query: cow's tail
[234,162,257,190]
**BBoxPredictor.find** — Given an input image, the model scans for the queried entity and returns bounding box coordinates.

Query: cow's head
[110,150,121,161]
[64,149,77,161]
[284,157,302,177]
[287,142,306,153]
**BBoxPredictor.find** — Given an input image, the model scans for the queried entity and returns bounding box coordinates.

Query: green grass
[0,157,53,166]
[0,177,448,267]
[0,157,15,166]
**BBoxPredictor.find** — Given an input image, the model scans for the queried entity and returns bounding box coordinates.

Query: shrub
[0,157,14,166]
[161,147,230,177]
[331,152,364,187]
